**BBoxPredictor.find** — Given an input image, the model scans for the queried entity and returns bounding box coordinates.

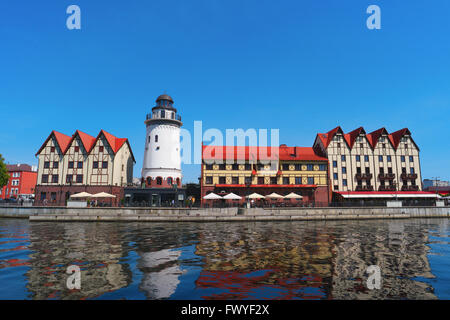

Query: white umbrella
[91,192,116,198]
[70,192,93,198]
[247,193,265,199]
[284,192,303,199]
[203,193,223,200]
[223,192,242,200]
[266,192,284,199]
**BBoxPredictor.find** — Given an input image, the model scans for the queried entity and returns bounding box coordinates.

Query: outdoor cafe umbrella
[70,192,93,198]
[91,192,116,198]
[223,193,242,200]
[265,192,284,199]
[247,193,265,199]
[284,192,303,199]
[203,192,223,200]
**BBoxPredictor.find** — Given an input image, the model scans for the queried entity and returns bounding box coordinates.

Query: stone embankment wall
[0,206,449,222]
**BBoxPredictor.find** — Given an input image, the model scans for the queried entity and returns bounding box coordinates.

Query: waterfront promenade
[0,206,449,222]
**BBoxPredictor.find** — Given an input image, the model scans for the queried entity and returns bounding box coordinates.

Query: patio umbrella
[70,192,93,198]
[284,192,303,199]
[223,193,242,200]
[265,192,284,199]
[91,192,116,198]
[247,193,265,199]
[203,193,223,200]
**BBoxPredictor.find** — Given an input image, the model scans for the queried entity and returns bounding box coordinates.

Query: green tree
[0,154,10,188]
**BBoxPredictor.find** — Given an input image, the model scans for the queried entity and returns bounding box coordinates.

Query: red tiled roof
[202,145,328,162]
[336,191,435,195]
[316,127,416,151]
[36,130,135,162]
[6,164,33,172]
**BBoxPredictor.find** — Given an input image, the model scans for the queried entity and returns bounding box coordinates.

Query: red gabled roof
[98,130,136,162]
[202,145,327,162]
[366,127,389,148]
[315,126,351,149]
[36,131,72,156]
[389,128,411,149]
[64,130,97,154]
[347,127,365,148]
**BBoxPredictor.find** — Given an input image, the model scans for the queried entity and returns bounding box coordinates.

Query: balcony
[378,185,396,191]
[378,173,395,180]
[145,113,182,123]
[355,173,372,180]
[355,185,374,191]
[401,173,417,180]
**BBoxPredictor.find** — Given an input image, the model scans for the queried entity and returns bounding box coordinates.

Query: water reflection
[0,218,449,299]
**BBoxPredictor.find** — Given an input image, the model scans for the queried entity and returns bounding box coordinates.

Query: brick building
[34,130,135,206]
[0,164,37,200]
[200,145,330,206]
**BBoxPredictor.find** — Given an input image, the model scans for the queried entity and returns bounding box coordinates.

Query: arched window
[146,177,152,185]
[156,177,162,185]
[176,178,180,186]
[155,135,158,143]
[167,177,173,186]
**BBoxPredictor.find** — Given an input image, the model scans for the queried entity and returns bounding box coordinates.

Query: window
[50,147,55,152]
[356,155,360,162]
[295,164,301,171]
[341,155,346,162]
[364,155,369,162]
[155,135,158,143]
[42,175,49,183]
[282,164,290,171]
[232,177,239,184]
[102,161,108,169]
[379,167,384,174]
[334,185,339,190]
[167,177,173,185]
[283,177,290,185]
[387,156,392,162]
[411,179,416,186]
[68,161,74,169]
[176,178,180,186]
[245,176,252,184]
[270,177,277,184]
[365,167,370,174]
[40,192,46,201]
[409,156,413,162]
[258,177,265,184]
[218,164,226,170]
[51,175,58,183]
[333,173,338,180]
[219,177,226,184]
[342,167,347,174]
[402,167,407,174]
[337,143,341,148]
[76,175,83,183]
[66,175,73,183]
[410,167,415,174]
[205,164,213,170]
[74,146,79,152]
[333,161,337,168]
[356,167,361,174]
[232,164,239,170]
[307,177,315,185]
[295,177,302,184]
[53,161,59,169]
[319,164,327,171]
[378,156,383,162]
[99,146,104,152]
[405,143,408,149]
[382,144,386,149]
[77,161,83,169]
[245,164,251,170]
[44,161,50,169]
[51,192,57,201]
[156,177,163,185]
[360,143,364,149]
[388,167,393,174]
[93,161,99,169]
[206,176,213,184]
[401,156,405,162]
[343,179,348,186]
[307,164,313,171]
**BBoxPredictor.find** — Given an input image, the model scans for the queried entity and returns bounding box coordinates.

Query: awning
[223,193,242,200]
[336,191,442,199]
[203,193,223,200]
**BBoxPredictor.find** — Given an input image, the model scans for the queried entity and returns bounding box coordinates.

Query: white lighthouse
[142,94,182,188]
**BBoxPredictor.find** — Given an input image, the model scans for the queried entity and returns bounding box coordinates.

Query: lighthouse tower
[142,94,182,188]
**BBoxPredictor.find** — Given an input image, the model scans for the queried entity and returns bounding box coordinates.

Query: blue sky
[0,0,449,183]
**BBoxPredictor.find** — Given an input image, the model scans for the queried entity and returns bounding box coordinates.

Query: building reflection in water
[25,222,131,299]
[14,219,442,300]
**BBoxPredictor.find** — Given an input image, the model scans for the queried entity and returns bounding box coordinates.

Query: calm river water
[0,218,449,300]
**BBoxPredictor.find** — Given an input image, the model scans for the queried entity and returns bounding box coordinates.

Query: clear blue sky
[0,0,449,183]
